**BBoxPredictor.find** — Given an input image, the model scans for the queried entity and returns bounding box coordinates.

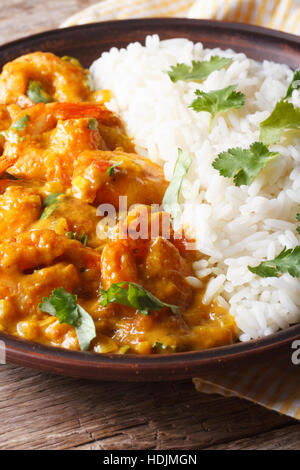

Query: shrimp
[100,241,139,290]
[99,206,194,354]
[0,229,101,272]
[0,229,101,316]
[0,104,21,130]
[0,185,41,242]
[33,194,106,250]
[71,149,168,208]
[100,205,193,309]
[0,103,120,183]
[0,103,23,154]
[0,52,91,105]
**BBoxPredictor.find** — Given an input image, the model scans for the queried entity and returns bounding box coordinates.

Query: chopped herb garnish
[260,100,300,145]
[284,69,300,100]
[26,80,52,104]
[39,206,57,220]
[11,114,30,131]
[118,345,130,354]
[99,282,179,315]
[61,56,82,67]
[162,148,192,218]
[107,162,122,176]
[152,342,176,352]
[167,56,232,83]
[0,114,30,143]
[43,193,63,207]
[212,141,280,187]
[190,85,245,131]
[39,287,96,351]
[66,231,88,246]
[248,246,300,278]
[39,192,63,220]
[152,341,167,350]
[87,74,94,92]
[88,118,98,130]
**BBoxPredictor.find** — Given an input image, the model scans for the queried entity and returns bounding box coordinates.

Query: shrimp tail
[51,103,121,126]
[0,154,18,175]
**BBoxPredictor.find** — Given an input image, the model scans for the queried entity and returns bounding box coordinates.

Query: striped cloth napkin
[194,356,300,420]
[61,0,300,420]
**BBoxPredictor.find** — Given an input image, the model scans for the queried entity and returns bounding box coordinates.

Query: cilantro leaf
[167,56,232,83]
[212,141,280,186]
[27,80,52,104]
[39,193,63,220]
[190,85,245,130]
[99,282,179,315]
[43,193,63,207]
[162,148,192,218]
[284,69,300,99]
[66,231,88,246]
[248,246,300,278]
[39,287,78,323]
[39,287,96,351]
[107,162,122,176]
[75,305,97,351]
[260,100,300,145]
[88,118,98,130]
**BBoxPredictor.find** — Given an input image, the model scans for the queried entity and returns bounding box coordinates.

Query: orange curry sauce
[0,52,237,354]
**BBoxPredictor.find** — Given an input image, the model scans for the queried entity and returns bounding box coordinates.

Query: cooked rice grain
[91,35,300,340]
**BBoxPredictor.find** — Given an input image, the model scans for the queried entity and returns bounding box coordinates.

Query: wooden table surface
[0,0,299,451]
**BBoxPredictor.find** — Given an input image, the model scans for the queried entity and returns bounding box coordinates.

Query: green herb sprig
[39,287,96,350]
[190,85,245,131]
[66,231,88,246]
[167,56,232,83]
[40,193,63,220]
[100,282,179,315]
[162,148,192,219]
[248,246,300,278]
[0,114,30,143]
[212,141,280,187]
[27,80,52,104]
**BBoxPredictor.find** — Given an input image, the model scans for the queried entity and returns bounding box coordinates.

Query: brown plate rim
[0,17,299,53]
[0,18,299,380]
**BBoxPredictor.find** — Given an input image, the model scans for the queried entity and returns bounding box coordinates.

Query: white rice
[90,34,300,341]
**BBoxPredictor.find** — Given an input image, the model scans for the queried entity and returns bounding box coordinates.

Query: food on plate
[0,52,91,104]
[0,35,299,354]
[91,35,300,343]
[0,49,238,354]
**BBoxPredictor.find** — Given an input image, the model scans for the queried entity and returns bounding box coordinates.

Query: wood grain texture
[205,424,300,450]
[0,0,299,450]
[0,364,297,450]
[0,0,97,46]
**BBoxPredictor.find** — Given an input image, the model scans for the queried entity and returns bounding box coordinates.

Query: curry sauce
[0,52,237,354]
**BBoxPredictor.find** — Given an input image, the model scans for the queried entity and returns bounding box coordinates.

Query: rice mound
[91,35,300,341]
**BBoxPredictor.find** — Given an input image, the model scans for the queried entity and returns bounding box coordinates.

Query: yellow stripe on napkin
[61,0,194,27]
[194,357,300,420]
[188,0,300,34]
